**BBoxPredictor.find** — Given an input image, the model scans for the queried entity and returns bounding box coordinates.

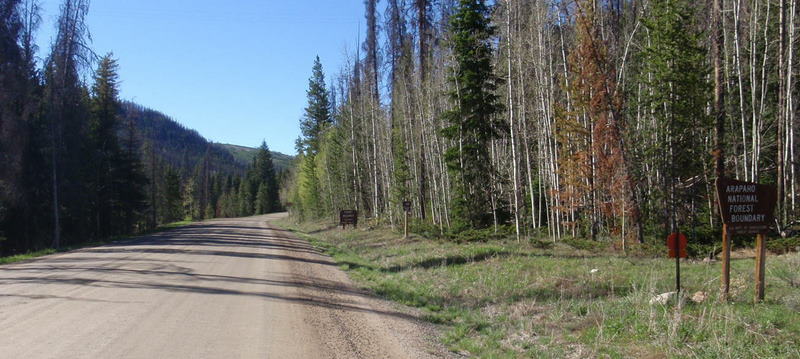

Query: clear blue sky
[35,0,367,155]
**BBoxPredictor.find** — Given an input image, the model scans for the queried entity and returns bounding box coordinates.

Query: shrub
[773,252,800,289]
[687,242,719,258]
[767,237,800,255]
[410,220,443,239]
[626,242,664,258]
[563,238,610,252]
[529,238,553,249]
[449,228,496,242]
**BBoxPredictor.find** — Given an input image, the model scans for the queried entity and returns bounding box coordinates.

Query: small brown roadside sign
[339,210,358,229]
[402,201,412,213]
[715,177,777,234]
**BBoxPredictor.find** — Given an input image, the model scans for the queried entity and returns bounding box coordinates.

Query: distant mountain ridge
[119,102,293,176]
[217,143,294,172]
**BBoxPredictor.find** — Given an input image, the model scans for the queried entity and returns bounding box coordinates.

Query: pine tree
[440,0,504,230]
[300,57,332,155]
[296,57,332,218]
[364,0,380,102]
[88,54,122,238]
[117,118,148,232]
[252,141,279,214]
[255,183,269,214]
[640,0,709,232]
[237,179,252,217]
[0,0,27,250]
[568,1,642,243]
[0,0,25,197]
[163,167,182,222]
[183,176,197,220]
[392,125,411,210]
[85,55,148,235]
[43,0,91,248]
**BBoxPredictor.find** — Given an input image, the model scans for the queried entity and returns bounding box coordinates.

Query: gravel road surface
[0,213,449,358]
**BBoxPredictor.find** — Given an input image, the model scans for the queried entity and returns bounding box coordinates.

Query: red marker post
[667,232,688,292]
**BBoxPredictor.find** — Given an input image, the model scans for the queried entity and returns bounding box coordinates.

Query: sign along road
[715,177,777,234]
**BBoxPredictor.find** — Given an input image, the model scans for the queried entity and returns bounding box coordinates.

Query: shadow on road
[0,219,420,323]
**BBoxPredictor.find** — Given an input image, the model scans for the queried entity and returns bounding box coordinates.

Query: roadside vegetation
[278,218,800,358]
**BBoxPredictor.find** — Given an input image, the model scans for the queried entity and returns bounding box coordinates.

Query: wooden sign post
[715,177,777,302]
[755,233,767,300]
[721,223,731,298]
[402,201,411,239]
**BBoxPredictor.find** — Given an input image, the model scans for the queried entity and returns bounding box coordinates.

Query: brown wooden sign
[339,210,358,229]
[402,201,412,213]
[715,177,777,234]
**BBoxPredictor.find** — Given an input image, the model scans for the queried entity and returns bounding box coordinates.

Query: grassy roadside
[276,218,800,358]
[0,220,193,266]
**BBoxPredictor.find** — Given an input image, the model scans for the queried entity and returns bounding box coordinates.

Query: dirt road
[0,214,449,358]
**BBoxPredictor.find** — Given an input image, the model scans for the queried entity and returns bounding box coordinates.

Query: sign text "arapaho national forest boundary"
[715,177,777,234]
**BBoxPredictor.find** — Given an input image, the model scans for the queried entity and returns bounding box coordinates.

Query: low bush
[767,236,800,254]
[529,238,553,249]
[626,241,664,258]
[773,252,800,289]
[448,228,497,243]
[563,237,610,252]
[443,226,515,243]
[409,220,443,239]
[687,242,720,258]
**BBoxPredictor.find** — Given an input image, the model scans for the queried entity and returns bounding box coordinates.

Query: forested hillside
[120,102,246,176]
[0,0,281,256]
[119,109,295,175]
[217,143,294,172]
[286,0,799,248]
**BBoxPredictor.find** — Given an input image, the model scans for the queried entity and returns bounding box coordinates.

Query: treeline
[285,0,799,246]
[0,0,280,256]
[120,102,248,176]
[144,141,281,226]
[222,143,295,172]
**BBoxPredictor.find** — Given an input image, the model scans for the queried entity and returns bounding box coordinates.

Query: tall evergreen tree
[0,0,25,189]
[296,57,332,218]
[364,0,380,102]
[252,141,279,214]
[163,167,182,223]
[237,178,252,217]
[440,0,504,230]
[0,0,44,254]
[183,175,198,220]
[43,0,92,248]
[640,0,709,232]
[116,117,148,232]
[88,54,122,238]
[0,0,27,248]
[300,56,332,155]
[255,183,269,214]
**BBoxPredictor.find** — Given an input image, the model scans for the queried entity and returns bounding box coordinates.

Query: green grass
[277,218,800,358]
[158,220,193,231]
[0,220,193,266]
[0,248,58,265]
